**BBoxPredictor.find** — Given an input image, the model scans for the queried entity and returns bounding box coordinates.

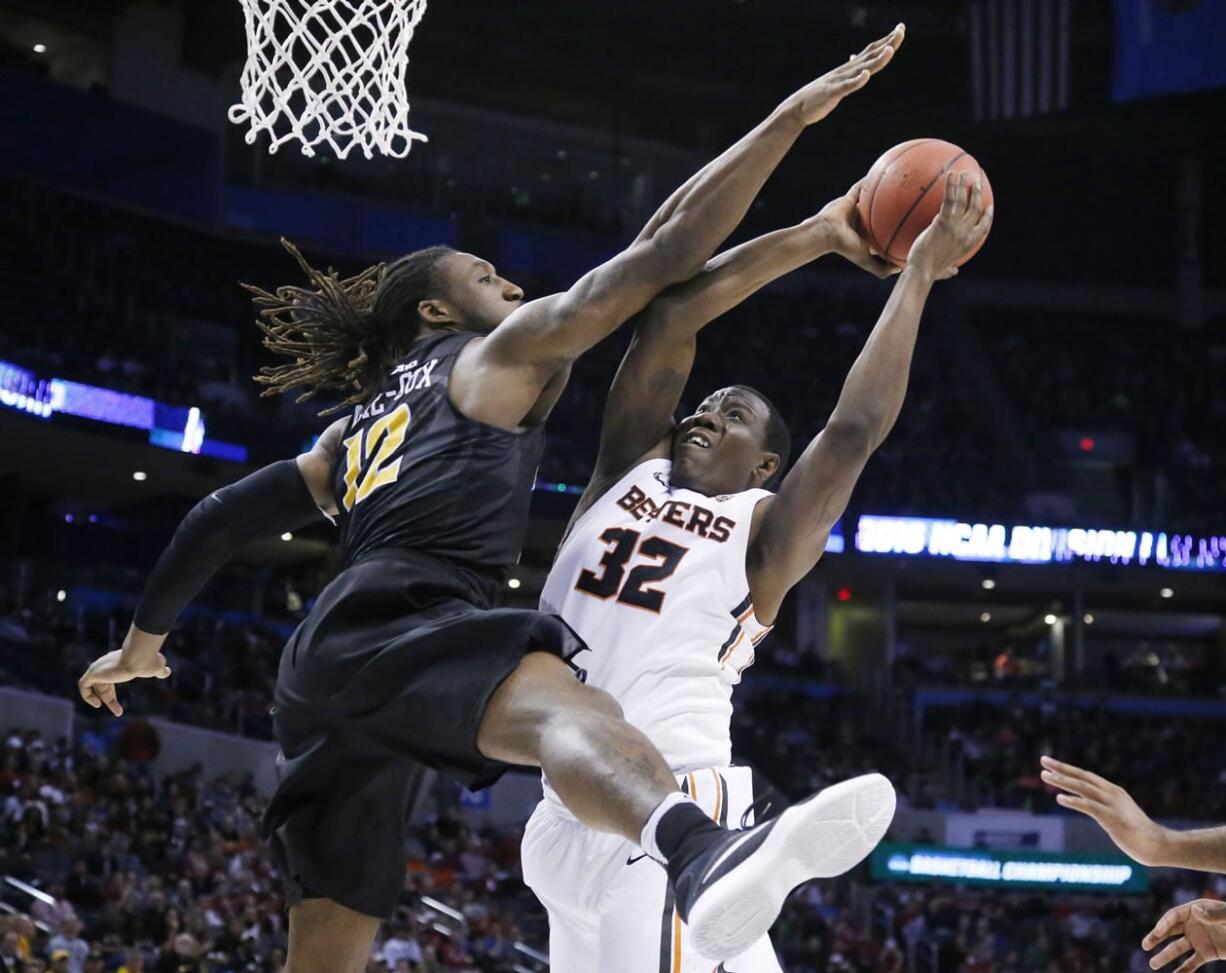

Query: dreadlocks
[244,239,455,414]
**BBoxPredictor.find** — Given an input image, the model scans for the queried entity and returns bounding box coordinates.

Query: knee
[577,683,625,720]
[541,685,626,750]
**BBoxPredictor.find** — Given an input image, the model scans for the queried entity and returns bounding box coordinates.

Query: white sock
[639,791,695,865]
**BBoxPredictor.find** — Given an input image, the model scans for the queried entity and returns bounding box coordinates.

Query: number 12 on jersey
[341,404,411,511]
[574,527,688,613]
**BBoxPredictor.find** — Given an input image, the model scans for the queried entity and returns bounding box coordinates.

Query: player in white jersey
[523,170,993,971]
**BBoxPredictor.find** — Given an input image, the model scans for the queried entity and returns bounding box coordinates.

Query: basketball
[856,138,994,268]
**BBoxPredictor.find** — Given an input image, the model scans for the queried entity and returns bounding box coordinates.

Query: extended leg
[476,651,678,841]
[285,898,380,973]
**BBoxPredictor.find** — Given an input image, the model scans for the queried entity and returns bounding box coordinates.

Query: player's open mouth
[682,431,713,449]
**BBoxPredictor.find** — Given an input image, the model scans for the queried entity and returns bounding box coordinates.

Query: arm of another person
[451,28,906,430]
[1040,755,1226,872]
[77,418,348,716]
[746,173,992,624]
[574,182,898,520]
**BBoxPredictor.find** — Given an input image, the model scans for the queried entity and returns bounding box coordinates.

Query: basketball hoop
[229,0,430,160]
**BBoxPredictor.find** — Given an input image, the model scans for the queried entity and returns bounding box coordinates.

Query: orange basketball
[856,138,993,268]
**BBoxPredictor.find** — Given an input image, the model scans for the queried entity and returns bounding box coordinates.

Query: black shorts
[262,550,587,920]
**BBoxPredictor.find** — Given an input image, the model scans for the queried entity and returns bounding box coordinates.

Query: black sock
[657,802,724,887]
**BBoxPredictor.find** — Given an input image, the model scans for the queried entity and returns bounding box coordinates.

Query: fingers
[864,256,902,279]
[858,43,898,78]
[1040,767,1109,803]
[1054,793,1102,818]
[78,673,99,708]
[832,69,872,97]
[1150,937,1194,971]
[970,174,985,218]
[1040,755,1118,795]
[1173,956,1206,973]
[836,35,898,82]
[975,203,995,236]
[155,652,172,679]
[1146,904,1192,950]
[976,203,995,233]
[90,683,123,718]
[938,172,963,220]
[854,23,906,60]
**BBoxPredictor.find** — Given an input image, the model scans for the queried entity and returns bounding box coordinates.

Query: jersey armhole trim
[560,456,673,551]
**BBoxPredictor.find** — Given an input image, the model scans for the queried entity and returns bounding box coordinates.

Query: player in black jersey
[78,28,905,972]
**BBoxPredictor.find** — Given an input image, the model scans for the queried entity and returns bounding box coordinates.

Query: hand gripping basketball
[905,172,994,281]
[815,181,900,280]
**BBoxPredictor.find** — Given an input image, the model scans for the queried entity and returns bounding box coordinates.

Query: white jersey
[541,457,773,774]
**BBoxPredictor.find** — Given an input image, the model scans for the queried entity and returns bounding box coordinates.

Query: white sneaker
[673,772,897,961]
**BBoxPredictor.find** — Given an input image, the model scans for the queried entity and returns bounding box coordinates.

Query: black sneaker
[673,773,896,960]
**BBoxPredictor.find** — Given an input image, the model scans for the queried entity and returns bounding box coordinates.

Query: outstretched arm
[583,182,897,502]
[746,173,992,623]
[1040,756,1226,969]
[453,26,906,428]
[77,419,347,716]
[1040,756,1226,872]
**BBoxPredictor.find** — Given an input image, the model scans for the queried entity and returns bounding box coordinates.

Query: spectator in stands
[993,647,1020,682]
[116,949,145,973]
[1,931,21,973]
[377,923,423,969]
[44,922,86,973]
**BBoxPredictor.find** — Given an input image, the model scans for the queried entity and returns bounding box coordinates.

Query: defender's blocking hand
[1039,755,1170,866]
[781,24,905,128]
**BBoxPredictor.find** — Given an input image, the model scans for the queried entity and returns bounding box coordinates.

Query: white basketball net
[229,0,429,160]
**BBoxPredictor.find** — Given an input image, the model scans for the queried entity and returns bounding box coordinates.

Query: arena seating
[5,724,1216,973]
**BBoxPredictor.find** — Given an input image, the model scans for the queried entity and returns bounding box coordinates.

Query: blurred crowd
[923,698,1226,819]
[5,723,1225,973]
[861,875,1226,973]
[6,575,1225,823]
[0,728,546,973]
[894,639,1214,699]
[0,587,284,742]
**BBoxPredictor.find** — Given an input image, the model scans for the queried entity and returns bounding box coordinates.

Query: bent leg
[286,898,380,973]
[476,651,678,842]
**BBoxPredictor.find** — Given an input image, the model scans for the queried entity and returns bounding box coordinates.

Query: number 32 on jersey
[341,404,410,511]
[574,527,688,613]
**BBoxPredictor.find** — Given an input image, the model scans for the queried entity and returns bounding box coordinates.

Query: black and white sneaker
[673,772,896,961]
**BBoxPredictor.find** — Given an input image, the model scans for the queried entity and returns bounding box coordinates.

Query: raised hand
[782,24,906,128]
[906,171,993,281]
[1143,900,1226,973]
[814,181,899,279]
[1039,755,1170,865]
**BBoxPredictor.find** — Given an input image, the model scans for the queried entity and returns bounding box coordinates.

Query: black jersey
[332,330,545,582]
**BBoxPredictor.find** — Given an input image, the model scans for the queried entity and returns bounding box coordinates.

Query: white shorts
[521,766,783,973]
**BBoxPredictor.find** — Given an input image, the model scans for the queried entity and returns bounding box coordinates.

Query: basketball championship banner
[872,842,1148,894]
[967,0,1071,120]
